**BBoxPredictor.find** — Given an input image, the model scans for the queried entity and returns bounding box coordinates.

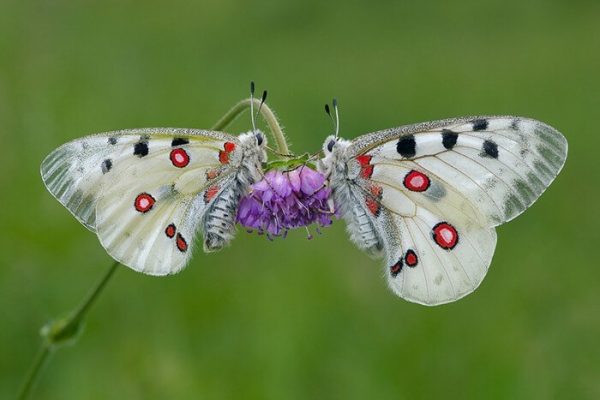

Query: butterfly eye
[255,132,264,146]
[327,139,336,152]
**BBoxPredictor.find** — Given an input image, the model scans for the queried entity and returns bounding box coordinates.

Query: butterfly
[41,127,267,275]
[319,114,567,305]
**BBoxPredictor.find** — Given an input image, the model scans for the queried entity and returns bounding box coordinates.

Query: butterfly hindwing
[347,174,497,305]
[96,168,234,275]
[387,212,496,306]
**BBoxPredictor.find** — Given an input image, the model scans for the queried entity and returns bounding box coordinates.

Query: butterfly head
[239,129,267,153]
[323,135,338,153]
[318,135,351,177]
[254,131,264,146]
[237,129,268,182]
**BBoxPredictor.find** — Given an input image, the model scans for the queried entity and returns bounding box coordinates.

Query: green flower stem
[17,346,50,400]
[17,261,120,400]
[211,97,290,156]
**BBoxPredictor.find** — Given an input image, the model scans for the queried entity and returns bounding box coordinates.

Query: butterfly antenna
[324,99,340,138]
[333,98,339,139]
[324,103,335,132]
[255,90,268,123]
[250,81,257,132]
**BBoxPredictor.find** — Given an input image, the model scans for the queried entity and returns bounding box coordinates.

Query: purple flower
[237,166,333,238]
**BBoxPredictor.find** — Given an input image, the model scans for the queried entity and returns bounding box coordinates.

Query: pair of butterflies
[41,101,567,305]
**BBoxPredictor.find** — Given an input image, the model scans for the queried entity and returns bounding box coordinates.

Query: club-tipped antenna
[332,98,339,138]
[255,90,267,122]
[250,81,257,132]
[324,99,339,138]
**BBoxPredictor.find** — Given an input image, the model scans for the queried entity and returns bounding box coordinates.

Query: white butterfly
[41,128,267,275]
[319,115,567,305]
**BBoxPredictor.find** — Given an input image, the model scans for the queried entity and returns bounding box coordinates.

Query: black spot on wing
[133,141,149,157]
[441,129,458,149]
[396,135,416,158]
[472,119,488,131]
[482,140,499,158]
[172,138,189,147]
[101,159,112,174]
[390,259,403,277]
[108,137,117,145]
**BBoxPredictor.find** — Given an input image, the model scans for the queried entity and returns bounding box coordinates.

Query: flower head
[237,166,332,238]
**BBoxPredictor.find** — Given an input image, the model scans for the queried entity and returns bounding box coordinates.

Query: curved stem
[211,98,289,155]
[17,261,120,399]
[68,261,119,326]
[17,346,51,400]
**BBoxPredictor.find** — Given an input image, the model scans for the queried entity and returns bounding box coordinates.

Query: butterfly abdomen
[202,183,241,252]
[201,131,266,252]
[333,181,383,256]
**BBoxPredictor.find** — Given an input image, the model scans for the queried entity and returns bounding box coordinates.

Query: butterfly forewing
[349,117,567,226]
[41,128,236,231]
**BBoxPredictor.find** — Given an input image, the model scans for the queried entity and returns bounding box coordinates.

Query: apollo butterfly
[319,111,567,305]
[41,127,266,275]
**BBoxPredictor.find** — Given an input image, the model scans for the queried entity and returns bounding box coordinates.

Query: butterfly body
[320,137,384,256]
[319,116,567,305]
[41,128,266,275]
[201,131,267,252]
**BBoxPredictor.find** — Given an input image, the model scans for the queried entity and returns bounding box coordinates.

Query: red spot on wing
[405,249,418,267]
[134,193,155,213]
[218,150,230,164]
[365,184,383,216]
[170,148,190,168]
[356,154,372,166]
[165,223,176,238]
[356,154,374,179]
[360,165,374,179]
[365,197,380,215]
[176,233,188,252]
[369,184,383,197]
[206,169,219,180]
[432,222,459,250]
[204,185,220,204]
[219,141,236,164]
[403,170,430,192]
[390,260,403,277]
[223,141,236,153]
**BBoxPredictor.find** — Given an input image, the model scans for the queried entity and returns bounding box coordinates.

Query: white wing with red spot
[41,128,235,231]
[96,163,234,275]
[388,211,496,305]
[349,116,567,226]
[347,175,497,305]
[322,116,567,305]
[41,128,262,275]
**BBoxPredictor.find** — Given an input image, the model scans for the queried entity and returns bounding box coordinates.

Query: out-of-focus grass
[1,0,599,399]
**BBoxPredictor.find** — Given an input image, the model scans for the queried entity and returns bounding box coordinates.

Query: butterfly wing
[332,116,567,305]
[42,128,249,275]
[347,164,497,305]
[41,128,235,231]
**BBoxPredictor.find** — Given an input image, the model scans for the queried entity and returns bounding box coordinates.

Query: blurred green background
[1,0,599,398]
